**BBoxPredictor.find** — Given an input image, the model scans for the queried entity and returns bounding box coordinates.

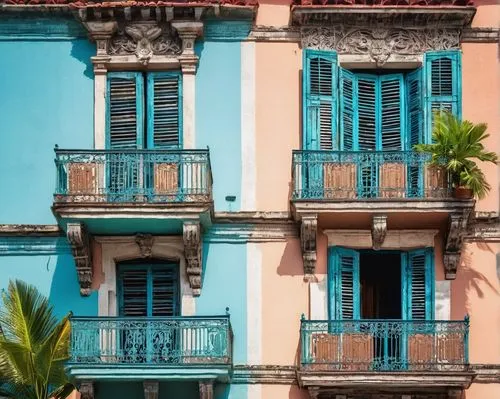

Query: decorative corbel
[144,381,159,399]
[371,215,387,250]
[444,211,471,280]
[199,381,214,399]
[136,234,154,258]
[171,21,203,74]
[448,389,464,399]
[82,21,116,73]
[79,381,94,399]
[67,223,93,296]
[183,221,202,296]
[301,214,318,278]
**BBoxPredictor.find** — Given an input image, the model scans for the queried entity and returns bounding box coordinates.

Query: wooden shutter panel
[107,72,144,149]
[340,68,356,151]
[151,265,180,316]
[357,74,377,151]
[406,68,423,148]
[380,74,404,151]
[424,51,461,143]
[119,268,148,317]
[403,249,434,320]
[329,247,360,320]
[147,73,182,149]
[303,50,337,150]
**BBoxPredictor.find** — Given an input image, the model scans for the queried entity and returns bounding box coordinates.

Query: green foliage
[0,280,74,399]
[414,111,498,199]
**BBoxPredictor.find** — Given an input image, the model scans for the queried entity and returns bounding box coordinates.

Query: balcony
[52,148,213,234]
[297,318,475,393]
[67,316,233,381]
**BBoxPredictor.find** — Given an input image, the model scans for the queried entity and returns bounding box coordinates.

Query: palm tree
[0,280,75,399]
[415,111,498,199]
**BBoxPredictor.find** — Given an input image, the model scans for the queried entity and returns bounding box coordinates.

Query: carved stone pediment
[109,21,182,64]
[183,222,202,296]
[66,223,93,296]
[301,26,461,66]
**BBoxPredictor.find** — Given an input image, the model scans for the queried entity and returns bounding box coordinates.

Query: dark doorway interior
[360,252,401,319]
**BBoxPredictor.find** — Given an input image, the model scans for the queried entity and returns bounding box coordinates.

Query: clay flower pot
[453,186,473,199]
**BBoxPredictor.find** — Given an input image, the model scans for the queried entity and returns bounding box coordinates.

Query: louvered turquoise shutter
[328,247,360,320]
[357,74,377,151]
[380,74,404,150]
[151,265,180,316]
[147,72,182,149]
[402,249,434,320]
[118,267,148,317]
[339,68,356,151]
[424,50,462,143]
[303,49,338,150]
[106,72,144,149]
[406,68,423,148]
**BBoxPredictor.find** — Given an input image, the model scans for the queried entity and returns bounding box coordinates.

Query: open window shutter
[380,74,404,150]
[303,50,337,150]
[403,249,434,320]
[424,51,461,143]
[329,247,360,320]
[147,73,182,149]
[118,268,148,317]
[151,265,180,316]
[339,68,356,151]
[106,72,144,149]
[356,74,377,151]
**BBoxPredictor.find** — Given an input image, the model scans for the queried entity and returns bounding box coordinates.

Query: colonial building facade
[0,1,498,399]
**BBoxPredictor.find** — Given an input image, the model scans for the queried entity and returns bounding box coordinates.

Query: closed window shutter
[340,68,356,151]
[303,50,337,150]
[329,247,360,320]
[380,74,404,151]
[357,74,377,151]
[151,266,180,316]
[406,68,423,148]
[107,72,144,149]
[403,249,434,320]
[424,51,461,143]
[147,73,182,149]
[119,268,148,317]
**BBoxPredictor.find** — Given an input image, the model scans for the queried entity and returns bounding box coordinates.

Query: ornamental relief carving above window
[301,27,461,66]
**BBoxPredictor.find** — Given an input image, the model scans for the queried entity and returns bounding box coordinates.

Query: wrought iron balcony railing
[69,316,232,367]
[301,318,469,372]
[292,150,451,200]
[54,148,212,204]
[292,0,473,6]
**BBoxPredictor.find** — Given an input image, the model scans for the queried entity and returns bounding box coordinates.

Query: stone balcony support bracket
[67,222,93,297]
[199,380,214,399]
[144,380,159,399]
[79,381,94,399]
[444,211,471,280]
[371,215,387,250]
[301,214,318,278]
[183,221,203,296]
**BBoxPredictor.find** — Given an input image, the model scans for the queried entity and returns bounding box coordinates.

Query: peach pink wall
[255,42,301,212]
[256,0,291,27]
[262,384,310,399]
[471,0,500,28]
[260,240,308,365]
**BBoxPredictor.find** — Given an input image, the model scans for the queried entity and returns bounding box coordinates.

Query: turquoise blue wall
[195,41,242,212]
[0,240,97,318]
[0,35,95,224]
[196,242,247,365]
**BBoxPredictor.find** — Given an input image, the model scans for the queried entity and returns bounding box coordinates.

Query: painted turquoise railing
[69,316,232,366]
[300,318,469,372]
[292,150,451,200]
[54,148,212,203]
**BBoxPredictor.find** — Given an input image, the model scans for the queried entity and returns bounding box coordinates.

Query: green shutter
[118,268,148,317]
[151,265,180,316]
[106,72,144,149]
[380,74,404,151]
[303,50,337,150]
[329,247,360,320]
[339,68,356,151]
[147,72,182,149]
[402,249,434,320]
[357,74,377,151]
[424,50,462,143]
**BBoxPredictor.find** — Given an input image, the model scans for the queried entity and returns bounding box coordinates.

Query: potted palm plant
[415,111,498,199]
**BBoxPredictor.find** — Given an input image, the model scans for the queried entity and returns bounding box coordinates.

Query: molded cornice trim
[0,15,86,39]
[0,236,71,255]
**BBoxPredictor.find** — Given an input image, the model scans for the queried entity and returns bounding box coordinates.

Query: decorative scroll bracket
[144,380,159,399]
[199,380,214,399]
[371,215,387,250]
[301,214,318,279]
[183,221,202,296]
[172,21,204,74]
[79,381,94,399]
[67,223,93,296]
[444,211,471,280]
[136,234,154,258]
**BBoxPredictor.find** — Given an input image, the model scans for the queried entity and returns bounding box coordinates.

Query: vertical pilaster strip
[241,41,256,211]
[247,243,262,399]
[94,67,107,149]
[182,71,196,149]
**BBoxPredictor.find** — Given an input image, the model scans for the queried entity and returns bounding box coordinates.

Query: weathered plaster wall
[256,0,291,27]
[0,37,95,224]
[195,41,242,212]
[471,0,500,28]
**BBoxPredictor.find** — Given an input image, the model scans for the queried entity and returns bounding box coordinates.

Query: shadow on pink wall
[276,233,328,276]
